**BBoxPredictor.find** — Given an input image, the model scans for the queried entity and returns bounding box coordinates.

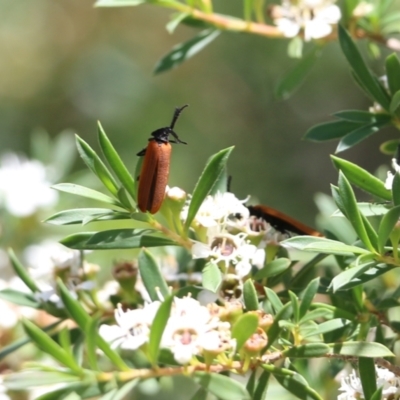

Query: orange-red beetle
[248,204,323,237]
[137,105,188,214]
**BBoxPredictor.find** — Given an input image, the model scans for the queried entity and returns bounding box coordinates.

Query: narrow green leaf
[330,262,373,292]
[98,121,136,201]
[148,296,173,365]
[184,147,234,231]
[75,135,120,197]
[275,48,319,100]
[52,183,123,207]
[312,318,352,335]
[6,371,80,390]
[264,365,323,400]
[386,53,400,95]
[45,208,130,225]
[138,249,169,301]
[329,341,394,357]
[0,289,40,308]
[58,280,129,370]
[265,302,292,350]
[336,123,386,153]
[338,25,390,111]
[254,258,291,279]
[299,308,334,324]
[304,120,363,142]
[299,278,319,319]
[333,110,390,123]
[60,229,177,250]
[289,291,300,323]
[393,172,400,205]
[202,262,222,293]
[166,12,190,34]
[85,317,100,371]
[283,236,370,255]
[282,343,329,358]
[189,388,208,400]
[112,380,139,400]
[390,90,400,115]
[22,319,81,372]
[8,248,39,293]
[243,280,259,311]
[193,372,251,400]
[359,357,377,400]
[264,287,283,312]
[231,313,259,351]
[154,29,221,74]
[371,387,383,400]
[253,370,270,400]
[331,155,391,200]
[377,205,400,253]
[338,172,376,251]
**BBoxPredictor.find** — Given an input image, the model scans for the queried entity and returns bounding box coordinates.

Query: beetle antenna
[170,104,189,129]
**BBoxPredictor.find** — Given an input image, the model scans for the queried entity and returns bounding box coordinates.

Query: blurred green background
[0,0,395,227]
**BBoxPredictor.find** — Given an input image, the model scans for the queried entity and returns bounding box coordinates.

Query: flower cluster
[270,0,341,41]
[337,367,400,399]
[0,153,57,217]
[100,296,238,365]
[385,157,400,190]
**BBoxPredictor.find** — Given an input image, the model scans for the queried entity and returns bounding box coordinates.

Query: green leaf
[283,236,370,255]
[337,172,376,251]
[193,372,251,400]
[202,262,222,293]
[299,308,334,324]
[331,155,391,201]
[333,110,391,123]
[243,280,259,311]
[85,317,100,371]
[338,25,390,111]
[329,341,394,357]
[60,229,177,250]
[359,357,377,400]
[189,388,208,400]
[253,370,270,400]
[154,29,221,74]
[299,278,319,319]
[393,172,400,205]
[336,122,386,153]
[264,287,283,312]
[332,262,394,291]
[312,318,352,335]
[0,289,40,308]
[22,319,81,372]
[304,120,363,142]
[254,258,291,279]
[390,90,400,115]
[98,121,136,202]
[166,12,190,34]
[75,135,120,197]
[380,139,400,155]
[289,291,300,323]
[263,365,323,400]
[184,147,234,231]
[275,48,319,100]
[95,0,145,7]
[386,53,400,95]
[265,303,293,350]
[57,280,129,370]
[8,248,39,293]
[282,343,329,358]
[6,371,80,391]
[52,183,123,207]
[378,205,400,253]
[45,208,131,225]
[138,249,169,302]
[110,380,139,400]
[231,313,259,351]
[148,296,173,365]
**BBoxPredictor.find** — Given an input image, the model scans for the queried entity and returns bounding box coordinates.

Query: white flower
[337,367,400,399]
[352,2,374,18]
[181,192,249,228]
[191,231,258,277]
[0,153,57,217]
[272,0,341,41]
[385,158,400,190]
[161,297,233,364]
[99,302,160,350]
